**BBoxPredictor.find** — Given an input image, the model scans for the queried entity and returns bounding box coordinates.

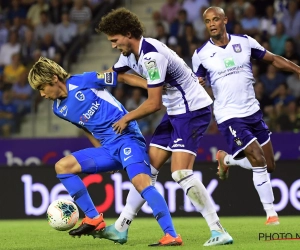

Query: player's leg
[259,140,277,224]
[261,140,276,173]
[217,111,279,224]
[171,152,232,246]
[87,133,174,244]
[112,138,181,246]
[101,115,172,236]
[216,138,275,174]
[243,140,279,224]
[89,148,172,244]
[216,118,254,178]
[126,162,182,246]
[169,107,233,246]
[114,147,171,232]
[56,146,121,236]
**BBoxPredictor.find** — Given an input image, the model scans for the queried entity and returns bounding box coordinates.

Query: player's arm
[112,86,163,134]
[192,49,208,87]
[112,52,166,133]
[101,65,147,89]
[123,86,162,119]
[82,127,101,147]
[117,73,147,89]
[103,67,114,72]
[262,51,300,76]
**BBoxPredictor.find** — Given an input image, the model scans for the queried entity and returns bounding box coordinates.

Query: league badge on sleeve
[232,44,242,53]
[144,59,161,81]
[96,72,105,79]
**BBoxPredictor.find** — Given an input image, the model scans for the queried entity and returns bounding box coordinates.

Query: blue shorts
[217,110,271,159]
[72,137,151,180]
[150,107,211,156]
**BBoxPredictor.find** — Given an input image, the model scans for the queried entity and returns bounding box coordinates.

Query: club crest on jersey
[124,148,131,155]
[234,138,243,146]
[144,59,160,81]
[75,91,85,101]
[232,44,242,53]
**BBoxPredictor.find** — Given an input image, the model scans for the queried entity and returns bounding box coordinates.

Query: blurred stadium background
[0,0,300,224]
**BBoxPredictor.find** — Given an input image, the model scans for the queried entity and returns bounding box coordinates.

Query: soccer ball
[47,199,79,231]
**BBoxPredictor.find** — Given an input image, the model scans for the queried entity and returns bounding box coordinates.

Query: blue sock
[141,186,177,237]
[57,173,98,218]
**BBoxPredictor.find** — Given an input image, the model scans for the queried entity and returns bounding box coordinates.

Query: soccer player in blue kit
[91,7,233,247]
[27,57,183,246]
[192,7,300,225]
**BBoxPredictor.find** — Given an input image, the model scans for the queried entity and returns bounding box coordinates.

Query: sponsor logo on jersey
[144,59,160,81]
[59,105,68,117]
[232,44,242,53]
[223,57,235,68]
[78,101,100,125]
[75,91,85,101]
[210,52,216,57]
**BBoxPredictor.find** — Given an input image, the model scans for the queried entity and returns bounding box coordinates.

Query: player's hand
[112,117,129,134]
[198,77,206,87]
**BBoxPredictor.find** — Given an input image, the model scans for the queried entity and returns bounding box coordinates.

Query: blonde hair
[28,57,70,90]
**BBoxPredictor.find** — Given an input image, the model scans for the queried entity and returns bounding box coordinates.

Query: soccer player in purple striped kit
[192,6,300,225]
[90,7,233,247]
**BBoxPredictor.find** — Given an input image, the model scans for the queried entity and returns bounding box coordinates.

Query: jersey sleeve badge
[144,59,160,81]
[96,72,105,79]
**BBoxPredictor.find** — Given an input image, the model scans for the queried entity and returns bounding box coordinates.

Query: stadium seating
[15,0,164,138]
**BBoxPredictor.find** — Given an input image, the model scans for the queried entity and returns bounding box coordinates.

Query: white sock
[172,169,224,232]
[150,164,159,185]
[114,165,158,232]
[224,155,253,170]
[114,185,143,232]
[252,166,277,218]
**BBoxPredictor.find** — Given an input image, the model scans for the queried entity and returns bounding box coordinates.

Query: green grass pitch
[1,216,299,250]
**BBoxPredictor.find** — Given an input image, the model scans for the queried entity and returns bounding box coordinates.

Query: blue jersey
[53,71,145,145]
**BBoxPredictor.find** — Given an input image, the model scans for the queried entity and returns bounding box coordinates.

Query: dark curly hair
[96,8,144,39]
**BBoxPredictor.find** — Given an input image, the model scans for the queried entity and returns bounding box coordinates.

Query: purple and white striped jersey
[113,37,212,115]
[192,34,266,123]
